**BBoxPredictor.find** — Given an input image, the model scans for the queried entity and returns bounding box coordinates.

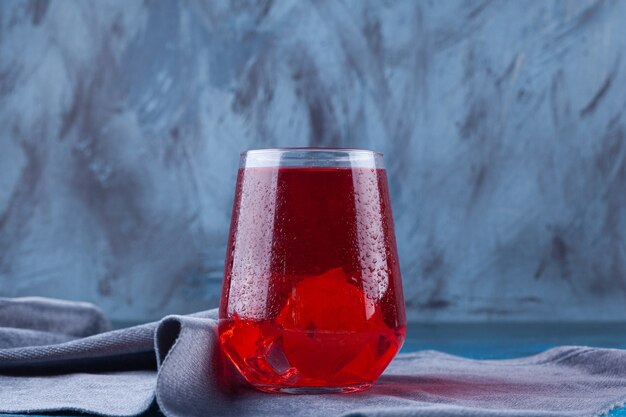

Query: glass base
[253,383,372,395]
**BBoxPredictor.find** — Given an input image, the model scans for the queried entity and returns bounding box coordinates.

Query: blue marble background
[0,0,625,322]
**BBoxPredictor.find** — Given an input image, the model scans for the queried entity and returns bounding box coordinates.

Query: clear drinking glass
[218,148,406,394]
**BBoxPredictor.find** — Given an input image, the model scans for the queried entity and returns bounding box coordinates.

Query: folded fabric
[1,297,626,417]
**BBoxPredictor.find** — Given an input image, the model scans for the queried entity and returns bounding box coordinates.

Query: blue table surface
[3,322,626,417]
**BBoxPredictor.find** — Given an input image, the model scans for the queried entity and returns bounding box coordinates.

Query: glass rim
[242,147,383,157]
[240,148,384,168]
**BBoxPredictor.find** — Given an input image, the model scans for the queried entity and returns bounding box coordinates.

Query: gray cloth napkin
[1,297,626,417]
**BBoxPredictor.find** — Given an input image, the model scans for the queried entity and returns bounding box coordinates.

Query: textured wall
[1,0,625,321]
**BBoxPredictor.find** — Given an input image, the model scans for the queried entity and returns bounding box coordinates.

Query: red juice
[219,165,406,393]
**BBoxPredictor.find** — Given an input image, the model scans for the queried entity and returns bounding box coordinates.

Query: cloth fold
[1,297,626,417]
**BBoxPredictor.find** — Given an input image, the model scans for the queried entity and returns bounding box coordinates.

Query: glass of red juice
[218,148,406,394]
